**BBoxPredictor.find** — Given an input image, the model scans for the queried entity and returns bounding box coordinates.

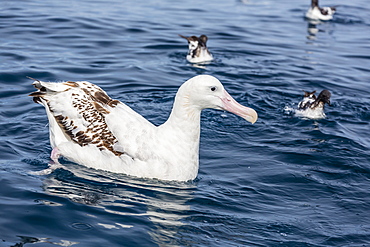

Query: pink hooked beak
[220,90,258,124]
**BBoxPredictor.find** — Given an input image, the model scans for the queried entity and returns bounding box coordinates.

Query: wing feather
[30,80,125,156]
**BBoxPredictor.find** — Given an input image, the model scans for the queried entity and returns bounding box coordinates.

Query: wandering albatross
[29,75,257,181]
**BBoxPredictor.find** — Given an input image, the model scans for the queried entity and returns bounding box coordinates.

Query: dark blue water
[1,0,370,246]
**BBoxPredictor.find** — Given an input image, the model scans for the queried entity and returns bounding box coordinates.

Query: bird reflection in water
[307,20,322,40]
[40,165,196,246]
[306,19,335,41]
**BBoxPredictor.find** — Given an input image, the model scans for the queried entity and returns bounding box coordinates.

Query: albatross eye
[210,86,217,92]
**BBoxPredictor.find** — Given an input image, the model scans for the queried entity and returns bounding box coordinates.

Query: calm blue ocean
[1,0,369,246]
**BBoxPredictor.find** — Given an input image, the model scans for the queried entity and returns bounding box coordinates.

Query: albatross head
[178,75,258,124]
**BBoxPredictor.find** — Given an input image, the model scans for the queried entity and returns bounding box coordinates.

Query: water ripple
[1,0,370,246]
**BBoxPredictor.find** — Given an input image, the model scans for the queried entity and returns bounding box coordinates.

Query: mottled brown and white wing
[30,80,124,156]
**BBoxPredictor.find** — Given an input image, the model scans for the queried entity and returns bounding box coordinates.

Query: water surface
[1,0,370,246]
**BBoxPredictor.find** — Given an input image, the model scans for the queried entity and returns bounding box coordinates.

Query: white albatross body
[30,75,257,181]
